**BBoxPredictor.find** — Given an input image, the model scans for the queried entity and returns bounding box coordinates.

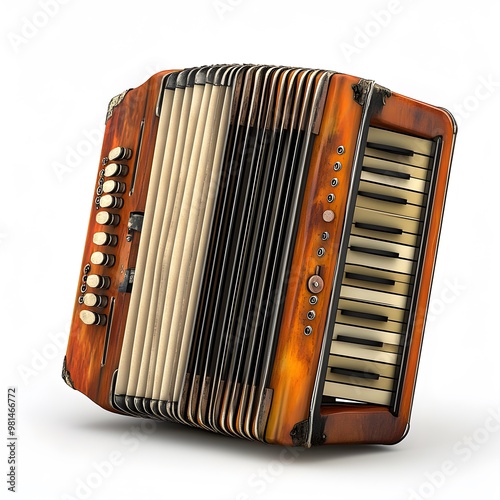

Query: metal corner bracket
[61,356,75,389]
[290,418,326,447]
[352,79,372,106]
[106,89,129,122]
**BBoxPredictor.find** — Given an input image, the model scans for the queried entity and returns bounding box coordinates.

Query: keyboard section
[323,126,435,408]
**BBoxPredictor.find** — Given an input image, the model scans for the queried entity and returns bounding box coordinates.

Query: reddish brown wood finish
[265,74,366,445]
[64,71,175,412]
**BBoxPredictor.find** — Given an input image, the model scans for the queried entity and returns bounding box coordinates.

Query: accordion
[63,64,456,447]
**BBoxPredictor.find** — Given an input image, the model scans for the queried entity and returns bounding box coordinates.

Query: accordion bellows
[63,64,456,447]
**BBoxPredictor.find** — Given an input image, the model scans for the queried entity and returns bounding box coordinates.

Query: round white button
[79,310,106,326]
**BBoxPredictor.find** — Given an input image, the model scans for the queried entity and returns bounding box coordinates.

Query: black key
[358,191,407,205]
[330,367,380,380]
[350,245,399,259]
[345,272,395,286]
[336,335,384,348]
[362,165,411,180]
[366,141,414,157]
[341,309,388,322]
[354,222,403,234]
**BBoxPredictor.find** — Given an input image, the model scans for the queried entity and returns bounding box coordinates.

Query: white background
[2,1,499,499]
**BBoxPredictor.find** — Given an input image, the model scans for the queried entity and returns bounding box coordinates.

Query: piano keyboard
[323,127,436,407]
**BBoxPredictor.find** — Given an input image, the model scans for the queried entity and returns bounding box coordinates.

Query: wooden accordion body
[63,64,456,446]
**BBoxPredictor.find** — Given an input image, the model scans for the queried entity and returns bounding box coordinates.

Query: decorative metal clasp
[62,356,75,389]
[375,84,392,105]
[352,79,372,106]
[106,89,129,122]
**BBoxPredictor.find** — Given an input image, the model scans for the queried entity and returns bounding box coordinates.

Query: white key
[323,380,393,406]
[361,169,428,193]
[367,127,434,156]
[330,340,400,365]
[358,180,426,207]
[333,323,403,346]
[338,298,406,323]
[351,207,421,246]
[355,197,423,221]
[335,311,403,334]
[326,353,397,405]
[346,248,414,275]
[340,284,409,309]
[326,369,395,392]
[343,263,413,286]
[350,223,419,248]
[349,235,417,260]
[342,271,411,298]
[327,354,398,379]
[363,153,431,178]
[354,206,421,234]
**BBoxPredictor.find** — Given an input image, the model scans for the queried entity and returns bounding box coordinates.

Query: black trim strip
[101,297,114,367]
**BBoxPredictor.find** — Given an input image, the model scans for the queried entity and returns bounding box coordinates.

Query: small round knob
[322,210,335,223]
[79,310,107,326]
[91,251,115,267]
[108,147,132,162]
[93,232,117,247]
[96,211,120,226]
[307,275,324,294]
[83,293,108,308]
[86,274,111,289]
[99,195,123,209]
[103,180,126,194]
[104,163,128,177]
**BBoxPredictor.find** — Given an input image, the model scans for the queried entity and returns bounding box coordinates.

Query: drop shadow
[74,414,399,463]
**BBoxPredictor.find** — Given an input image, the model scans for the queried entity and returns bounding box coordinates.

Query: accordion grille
[114,65,331,438]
